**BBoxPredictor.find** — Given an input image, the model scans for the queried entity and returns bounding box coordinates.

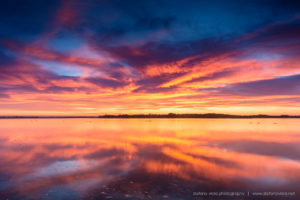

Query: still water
[0,119,299,200]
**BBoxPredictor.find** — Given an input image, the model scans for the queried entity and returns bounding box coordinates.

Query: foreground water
[0,119,299,200]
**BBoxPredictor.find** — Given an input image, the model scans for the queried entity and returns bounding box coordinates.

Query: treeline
[1,113,300,119]
[98,113,300,118]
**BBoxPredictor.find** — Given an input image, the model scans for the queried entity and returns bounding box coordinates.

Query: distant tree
[167,113,176,117]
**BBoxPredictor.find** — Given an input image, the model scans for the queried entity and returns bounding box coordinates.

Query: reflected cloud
[0,118,300,199]
[216,140,300,160]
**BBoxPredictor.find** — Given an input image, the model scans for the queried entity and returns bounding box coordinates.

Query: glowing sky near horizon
[1,0,300,115]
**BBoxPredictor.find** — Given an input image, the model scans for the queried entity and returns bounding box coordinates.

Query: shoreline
[1,114,300,119]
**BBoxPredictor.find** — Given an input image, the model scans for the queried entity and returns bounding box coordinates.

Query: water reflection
[0,119,299,199]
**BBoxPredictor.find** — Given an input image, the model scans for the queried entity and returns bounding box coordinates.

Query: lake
[0,119,299,199]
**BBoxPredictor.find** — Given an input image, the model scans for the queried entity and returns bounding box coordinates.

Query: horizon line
[1,113,300,119]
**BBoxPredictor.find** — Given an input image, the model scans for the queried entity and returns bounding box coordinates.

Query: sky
[0,0,300,115]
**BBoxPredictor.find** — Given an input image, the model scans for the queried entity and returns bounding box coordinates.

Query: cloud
[86,77,129,89]
[0,0,61,40]
[216,74,300,96]
[185,69,237,84]
[1,0,300,114]
[0,93,9,99]
[85,148,127,160]
[217,140,300,160]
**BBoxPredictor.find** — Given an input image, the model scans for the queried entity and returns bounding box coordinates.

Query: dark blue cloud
[0,84,81,94]
[0,48,17,67]
[100,37,234,69]
[216,140,300,160]
[217,74,300,96]
[70,0,300,42]
[86,77,129,89]
[133,86,177,94]
[237,18,300,52]
[1,0,300,45]
[85,148,127,159]
[0,0,61,41]
[133,73,184,93]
